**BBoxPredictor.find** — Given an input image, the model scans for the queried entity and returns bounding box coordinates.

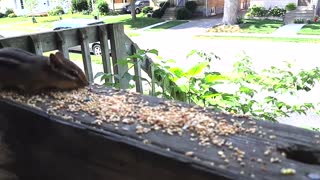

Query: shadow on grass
[117,16,164,29]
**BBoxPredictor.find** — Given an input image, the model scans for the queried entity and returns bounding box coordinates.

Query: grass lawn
[146,20,189,32]
[104,14,164,30]
[240,19,284,33]
[208,19,284,34]
[298,22,320,35]
[195,35,320,43]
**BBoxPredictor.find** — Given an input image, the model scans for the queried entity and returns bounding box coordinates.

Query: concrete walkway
[272,24,305,35]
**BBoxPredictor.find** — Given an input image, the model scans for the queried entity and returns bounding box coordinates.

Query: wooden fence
[0,23,155,94]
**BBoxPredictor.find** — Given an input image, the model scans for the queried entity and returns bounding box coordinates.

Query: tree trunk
[130,0,136,20]
[222,0,239,25]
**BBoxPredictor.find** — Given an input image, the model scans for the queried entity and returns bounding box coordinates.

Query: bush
[236,16,244,24]
[152,9,163,18]
[176,7,192,20]
[185,1,197,13]
[5,8,14,17]
[71,0,89,12]
[269,6,286,17]
[286,3,297,11]
[160,1,170,9]
[294,18,304,23]
[248,5,268,17]
[0,12,5,18]
[8,13,17,18]
[48,6,65,16]
[142,6,153,14]
[97,0,109,15]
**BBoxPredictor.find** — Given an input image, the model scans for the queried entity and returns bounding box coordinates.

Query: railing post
[30,35,43,55]
[109,23,129,89]
[98,25,113,84]
[131,43,143,93]
[56,32,69,59]
[79,28,94,84]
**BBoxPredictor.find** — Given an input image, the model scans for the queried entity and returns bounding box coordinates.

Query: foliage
[7,13,17,18]
[5,8,14,17]
[24,0,39,13]
[160,1,170,9]
[236,16,244,24]
[142,6,153,14]
[185,1,197,13]
[48,6,65,16]
[151,9,163,18]
[285,3,297,11]
[176,8,192,20]
[97,0,109,15]
[247,5,286,17]
[96,49,320,123]
[0,12,5,18]
[268,6,286,17]
[247,5,268,17]
[71,0,89,13]
[294,18,305,24]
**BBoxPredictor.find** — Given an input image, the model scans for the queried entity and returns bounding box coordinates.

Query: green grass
[195,35,320,43]
[146,20,189,32]
[104,14,164,30]
[298,22,320,35]
[239,19,284,34]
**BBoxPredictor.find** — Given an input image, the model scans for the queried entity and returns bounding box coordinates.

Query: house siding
[250,0,297,8]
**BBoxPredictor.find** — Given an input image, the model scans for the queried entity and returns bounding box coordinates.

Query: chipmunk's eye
[68,70,78,77]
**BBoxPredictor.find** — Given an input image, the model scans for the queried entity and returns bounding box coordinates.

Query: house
[250,0,319,10]
[0,0,71,16]
[160,0,249,17]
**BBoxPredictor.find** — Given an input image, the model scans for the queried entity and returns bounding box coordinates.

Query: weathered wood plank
[55,31,69,59]
[79,28,94,83]
[29,35,43,55]
[108,23,129,89]
[0,86,319,180]
[98,25,113,84]
[131,43,143,93]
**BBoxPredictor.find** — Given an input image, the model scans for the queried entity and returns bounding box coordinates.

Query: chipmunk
[0,47,89,94]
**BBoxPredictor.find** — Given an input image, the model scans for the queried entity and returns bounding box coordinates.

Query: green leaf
[94,72,105,79]
[148,49,158,55]
[186,49,197,58]
[186,62,209,77]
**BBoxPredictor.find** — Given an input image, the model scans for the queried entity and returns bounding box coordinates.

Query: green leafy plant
[4,8,14,17]
[71,0,89,13]
[97,49,320,123]
[142,6,153,14]
[48,6,65,16]
[269,6,286,17]
[8,13,17,18]
[97,0,109,15]
[185,1,197,13]
[248,5,268,17]
[286,3,297,11]
[176,8,192,20]
[294,18,305,24]
[236,16,244,24]
[151,9,163,18]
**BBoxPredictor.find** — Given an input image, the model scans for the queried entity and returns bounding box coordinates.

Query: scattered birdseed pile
[0,86,260,162]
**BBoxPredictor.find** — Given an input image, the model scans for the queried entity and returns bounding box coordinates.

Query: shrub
[294,18,304,23]
[269,6,286,17]
[152,9,163,18]
[5,8,14,17]
[142,6,153,14]
[185,1,197,13]
[176,7,192,20]
[71,0,89,12]
[286,3,296,11]
[0,12,5,18]
[97,0,109,15]
[236,16,244,24]
[248,5,268,17]
[160,1,170,9]
[48,6,65,16]
[8,13,17,18]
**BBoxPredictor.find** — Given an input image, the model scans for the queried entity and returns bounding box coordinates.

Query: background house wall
[250,0,297,8]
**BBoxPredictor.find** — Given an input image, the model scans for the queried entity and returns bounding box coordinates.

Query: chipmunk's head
[47,52,89,90]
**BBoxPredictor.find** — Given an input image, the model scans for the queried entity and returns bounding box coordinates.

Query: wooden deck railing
[0,23,155,94]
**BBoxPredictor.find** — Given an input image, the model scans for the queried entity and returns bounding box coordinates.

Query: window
[20,0,24,9]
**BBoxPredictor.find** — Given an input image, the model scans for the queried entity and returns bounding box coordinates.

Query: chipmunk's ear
[55,51,65,60]
[49,53,63,68]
